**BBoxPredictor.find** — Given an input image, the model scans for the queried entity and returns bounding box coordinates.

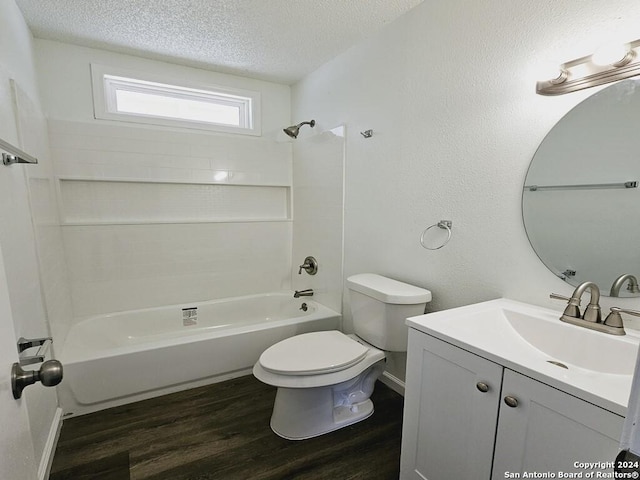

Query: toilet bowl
[253,330,386,439]
[253,274,431,440]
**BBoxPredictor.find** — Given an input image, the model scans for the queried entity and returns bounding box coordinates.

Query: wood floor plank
[50,375,404,479]
[49,451,130,480]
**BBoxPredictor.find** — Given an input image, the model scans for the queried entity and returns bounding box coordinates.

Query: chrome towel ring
[420,220,452,250]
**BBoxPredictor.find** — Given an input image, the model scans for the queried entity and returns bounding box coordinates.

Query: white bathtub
[57,293,340,416]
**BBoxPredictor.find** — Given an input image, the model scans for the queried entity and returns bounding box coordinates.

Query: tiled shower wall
[49,120,293,318]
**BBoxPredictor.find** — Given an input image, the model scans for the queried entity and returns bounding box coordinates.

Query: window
[91,65,261,135]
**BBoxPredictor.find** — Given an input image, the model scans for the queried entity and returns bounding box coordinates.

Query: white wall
[34,39,290,136]
[34,40,295,318]
[292,0,640,381]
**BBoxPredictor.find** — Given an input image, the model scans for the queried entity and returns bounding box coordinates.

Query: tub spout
[294,289,314,298]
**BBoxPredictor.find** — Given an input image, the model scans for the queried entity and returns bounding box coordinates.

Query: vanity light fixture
[537,39,640,95]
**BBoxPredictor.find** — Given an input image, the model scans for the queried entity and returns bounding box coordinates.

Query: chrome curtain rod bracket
[0,137,38,165]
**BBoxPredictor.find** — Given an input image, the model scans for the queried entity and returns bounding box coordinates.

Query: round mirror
[522,78,640,297]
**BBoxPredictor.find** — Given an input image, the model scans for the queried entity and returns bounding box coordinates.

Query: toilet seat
[259,330,368,375]
[253,332,386,389]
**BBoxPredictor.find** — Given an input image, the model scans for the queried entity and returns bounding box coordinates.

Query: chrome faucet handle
[297,256,318,275]
[603,307,640,332]
[550,293,580,318]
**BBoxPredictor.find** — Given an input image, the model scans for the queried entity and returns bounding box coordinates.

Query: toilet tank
[346,274,432,352]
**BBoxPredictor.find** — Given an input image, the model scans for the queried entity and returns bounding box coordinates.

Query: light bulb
[592,42,633,66]
[537,61,568,84]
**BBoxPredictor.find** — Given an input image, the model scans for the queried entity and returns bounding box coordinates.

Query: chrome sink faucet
[551,281,601,323]
[551,281,638,335]
[609,274,640,297]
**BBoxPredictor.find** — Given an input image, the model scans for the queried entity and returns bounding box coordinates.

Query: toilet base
[269,361,384,440]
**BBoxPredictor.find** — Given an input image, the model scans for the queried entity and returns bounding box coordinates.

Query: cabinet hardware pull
[476,382,489,393]
[504,396,519,408]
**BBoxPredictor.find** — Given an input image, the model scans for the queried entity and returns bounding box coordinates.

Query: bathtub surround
[32,40,350,351]
[291,126,345,313]
[49,118,293,318]
[34,40,294,321]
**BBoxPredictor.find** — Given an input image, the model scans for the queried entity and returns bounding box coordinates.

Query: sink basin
[504,308,637,375]
[406,298,640,416]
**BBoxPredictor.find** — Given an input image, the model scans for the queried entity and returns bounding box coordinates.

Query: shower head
[283,120,316,139]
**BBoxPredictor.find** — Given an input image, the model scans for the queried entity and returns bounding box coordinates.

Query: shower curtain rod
[0,136,38,165]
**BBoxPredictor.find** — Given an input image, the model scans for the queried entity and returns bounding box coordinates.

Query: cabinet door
[492,369,624,479]
[400,330,503,480]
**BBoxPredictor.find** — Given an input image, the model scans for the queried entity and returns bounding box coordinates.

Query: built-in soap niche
[58,178,291,225]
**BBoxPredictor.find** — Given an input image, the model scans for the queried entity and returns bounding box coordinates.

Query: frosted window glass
[115,89,241,126]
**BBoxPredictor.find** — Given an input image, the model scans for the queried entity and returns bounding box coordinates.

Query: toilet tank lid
[346,273,432,304]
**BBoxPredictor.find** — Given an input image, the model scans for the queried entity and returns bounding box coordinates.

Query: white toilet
[253,273,432,440]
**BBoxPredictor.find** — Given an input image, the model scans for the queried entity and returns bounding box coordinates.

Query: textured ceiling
[15,0,423,85]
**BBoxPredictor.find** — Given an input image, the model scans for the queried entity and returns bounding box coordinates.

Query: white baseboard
[38,407,63,480]
[380,370,405,396]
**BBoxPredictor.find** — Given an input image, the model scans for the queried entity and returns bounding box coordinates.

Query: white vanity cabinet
[400,330,503,479]
[400,328,624,480]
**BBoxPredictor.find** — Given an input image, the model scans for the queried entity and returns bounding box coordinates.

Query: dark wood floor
[50,375,404,480]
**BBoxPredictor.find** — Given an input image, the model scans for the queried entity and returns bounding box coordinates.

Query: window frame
[91,64,261,136]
